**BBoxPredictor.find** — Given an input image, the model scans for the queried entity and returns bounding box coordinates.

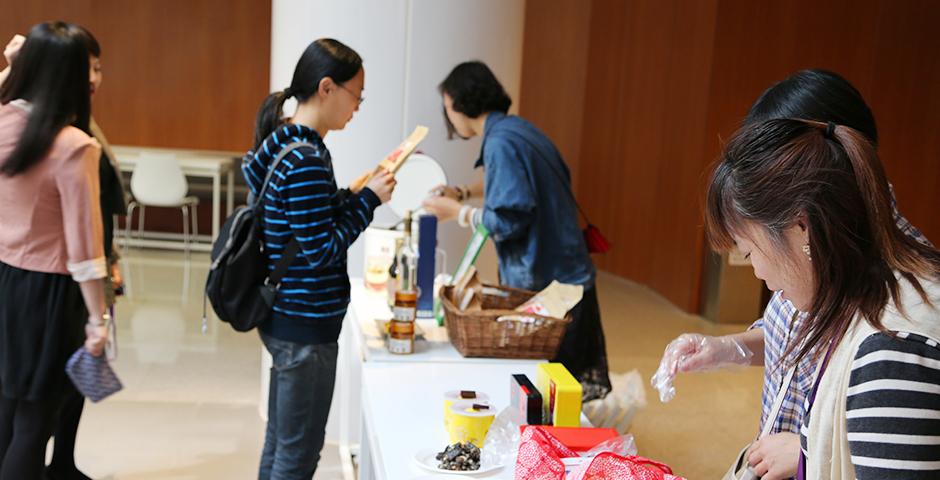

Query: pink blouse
[0,100,105,281]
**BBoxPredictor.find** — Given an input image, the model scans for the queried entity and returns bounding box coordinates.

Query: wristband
[457,205,473,228]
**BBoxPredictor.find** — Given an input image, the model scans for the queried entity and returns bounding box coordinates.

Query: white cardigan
[804,275,940,479]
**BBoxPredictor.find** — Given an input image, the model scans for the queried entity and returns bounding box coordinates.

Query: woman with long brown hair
[705,118,940,479]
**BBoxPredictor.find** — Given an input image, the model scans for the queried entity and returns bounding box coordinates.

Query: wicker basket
[441,284,571,359]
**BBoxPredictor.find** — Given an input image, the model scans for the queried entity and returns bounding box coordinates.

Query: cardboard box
[511,374,543,425]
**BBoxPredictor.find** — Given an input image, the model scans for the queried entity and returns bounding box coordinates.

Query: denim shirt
[476,112,596,291]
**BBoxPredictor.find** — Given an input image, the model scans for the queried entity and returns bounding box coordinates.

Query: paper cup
[444,390,489,430]
[447,401,495,447]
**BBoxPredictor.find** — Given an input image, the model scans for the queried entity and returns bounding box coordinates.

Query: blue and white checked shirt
[751,189,931,435]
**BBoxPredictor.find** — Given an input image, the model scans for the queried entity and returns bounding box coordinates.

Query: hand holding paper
[355,125,430,190]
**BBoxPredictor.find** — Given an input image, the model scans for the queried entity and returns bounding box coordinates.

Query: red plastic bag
[571,452,684,480]
[514,426,685,480]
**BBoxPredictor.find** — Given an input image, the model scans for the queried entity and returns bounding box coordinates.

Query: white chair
[125,153,199,255]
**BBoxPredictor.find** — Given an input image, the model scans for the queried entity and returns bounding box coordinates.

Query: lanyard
[796,339,838,480]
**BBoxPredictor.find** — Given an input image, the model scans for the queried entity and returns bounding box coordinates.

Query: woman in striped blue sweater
[244,38,395,480]
[705,119,940,480]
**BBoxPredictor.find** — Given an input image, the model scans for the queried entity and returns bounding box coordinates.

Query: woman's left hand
[746,432,800,480]
[422,196,462,222]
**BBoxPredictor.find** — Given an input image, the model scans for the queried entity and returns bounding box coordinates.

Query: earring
[802,244,812,261]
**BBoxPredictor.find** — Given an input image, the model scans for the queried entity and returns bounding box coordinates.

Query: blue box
[416,215,437,319]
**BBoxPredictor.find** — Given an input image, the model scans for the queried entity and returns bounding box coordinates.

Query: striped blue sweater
[243,124,380,344]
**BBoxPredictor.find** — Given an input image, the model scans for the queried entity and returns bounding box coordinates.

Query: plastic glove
[650,334,753,402]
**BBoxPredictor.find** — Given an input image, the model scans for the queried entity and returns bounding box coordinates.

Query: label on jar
[388,336,414,354]
[393,306,416,321]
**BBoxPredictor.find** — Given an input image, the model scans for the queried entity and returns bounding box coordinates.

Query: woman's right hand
[85,320,109,357]
[3,34,24,66]
[365,167,396,204]
[747,432,800,480]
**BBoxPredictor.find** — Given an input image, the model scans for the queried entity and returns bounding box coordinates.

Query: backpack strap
[257,141,312,285]
[250,141,313,208]
[267,238,301,288]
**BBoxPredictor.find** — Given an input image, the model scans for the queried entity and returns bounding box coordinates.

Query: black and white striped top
[801,331,940,479]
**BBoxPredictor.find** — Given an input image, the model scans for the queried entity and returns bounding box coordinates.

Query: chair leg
[125,202,137,251]
[181,205,190,258]
[191,204,199,244]
[138,205,146,241]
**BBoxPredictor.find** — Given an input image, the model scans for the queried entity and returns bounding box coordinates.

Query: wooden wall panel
[520,0,940,313]
[0,0,271,152]
[573,0,719,312]
[703,0,940,299]
[865,0,940,247]
[518,0,592,192]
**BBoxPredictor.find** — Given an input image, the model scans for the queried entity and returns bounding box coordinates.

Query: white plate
[413,448,504,476]
[389,153,448,218]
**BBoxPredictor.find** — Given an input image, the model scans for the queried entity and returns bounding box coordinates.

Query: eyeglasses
[338,83,365,106]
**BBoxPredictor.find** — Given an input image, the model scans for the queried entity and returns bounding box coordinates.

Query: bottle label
[393,306,416,321]
[388,336,414,354]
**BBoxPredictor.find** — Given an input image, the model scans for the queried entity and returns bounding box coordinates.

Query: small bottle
[389,211,417,354]
[387,237,404,308]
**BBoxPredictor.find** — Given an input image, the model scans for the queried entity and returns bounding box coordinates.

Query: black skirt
[552,286,612,401]
[0,261,86,401]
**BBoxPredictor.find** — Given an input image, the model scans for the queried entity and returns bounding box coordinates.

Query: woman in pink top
[0,22,109,479]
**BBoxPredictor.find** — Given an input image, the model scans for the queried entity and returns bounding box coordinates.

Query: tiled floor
[70,249,762,479]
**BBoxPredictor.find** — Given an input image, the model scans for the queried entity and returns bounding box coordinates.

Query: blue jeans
[259,333,338,480]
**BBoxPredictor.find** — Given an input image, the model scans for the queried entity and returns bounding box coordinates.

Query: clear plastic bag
[481,406,526,469]
[583,370,647,434]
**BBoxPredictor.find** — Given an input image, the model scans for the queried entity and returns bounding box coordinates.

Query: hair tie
[824,121,836,139]
[283,87,294,98]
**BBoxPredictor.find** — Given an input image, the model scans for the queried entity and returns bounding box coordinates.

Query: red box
[519,425,620,452]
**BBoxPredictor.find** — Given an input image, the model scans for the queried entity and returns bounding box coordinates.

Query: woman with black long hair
[705,118,940,479]
[0,22,109,479]
[653,70,930,479]
[244,38,395,479]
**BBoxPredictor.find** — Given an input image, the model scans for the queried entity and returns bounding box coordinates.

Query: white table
[258,279,549,479]
[113,145,240,244]
[335,281,542,479]
[358,362,537,480]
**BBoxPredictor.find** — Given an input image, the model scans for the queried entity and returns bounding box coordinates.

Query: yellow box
[536,363,582,427]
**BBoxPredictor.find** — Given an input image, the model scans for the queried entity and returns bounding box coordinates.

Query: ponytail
[253,90,290,150]
[828,121,940,299]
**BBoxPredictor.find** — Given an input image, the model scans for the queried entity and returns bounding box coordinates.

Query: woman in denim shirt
[424,61,611,400]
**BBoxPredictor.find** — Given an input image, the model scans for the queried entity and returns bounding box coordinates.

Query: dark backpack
[203,142,309,332]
